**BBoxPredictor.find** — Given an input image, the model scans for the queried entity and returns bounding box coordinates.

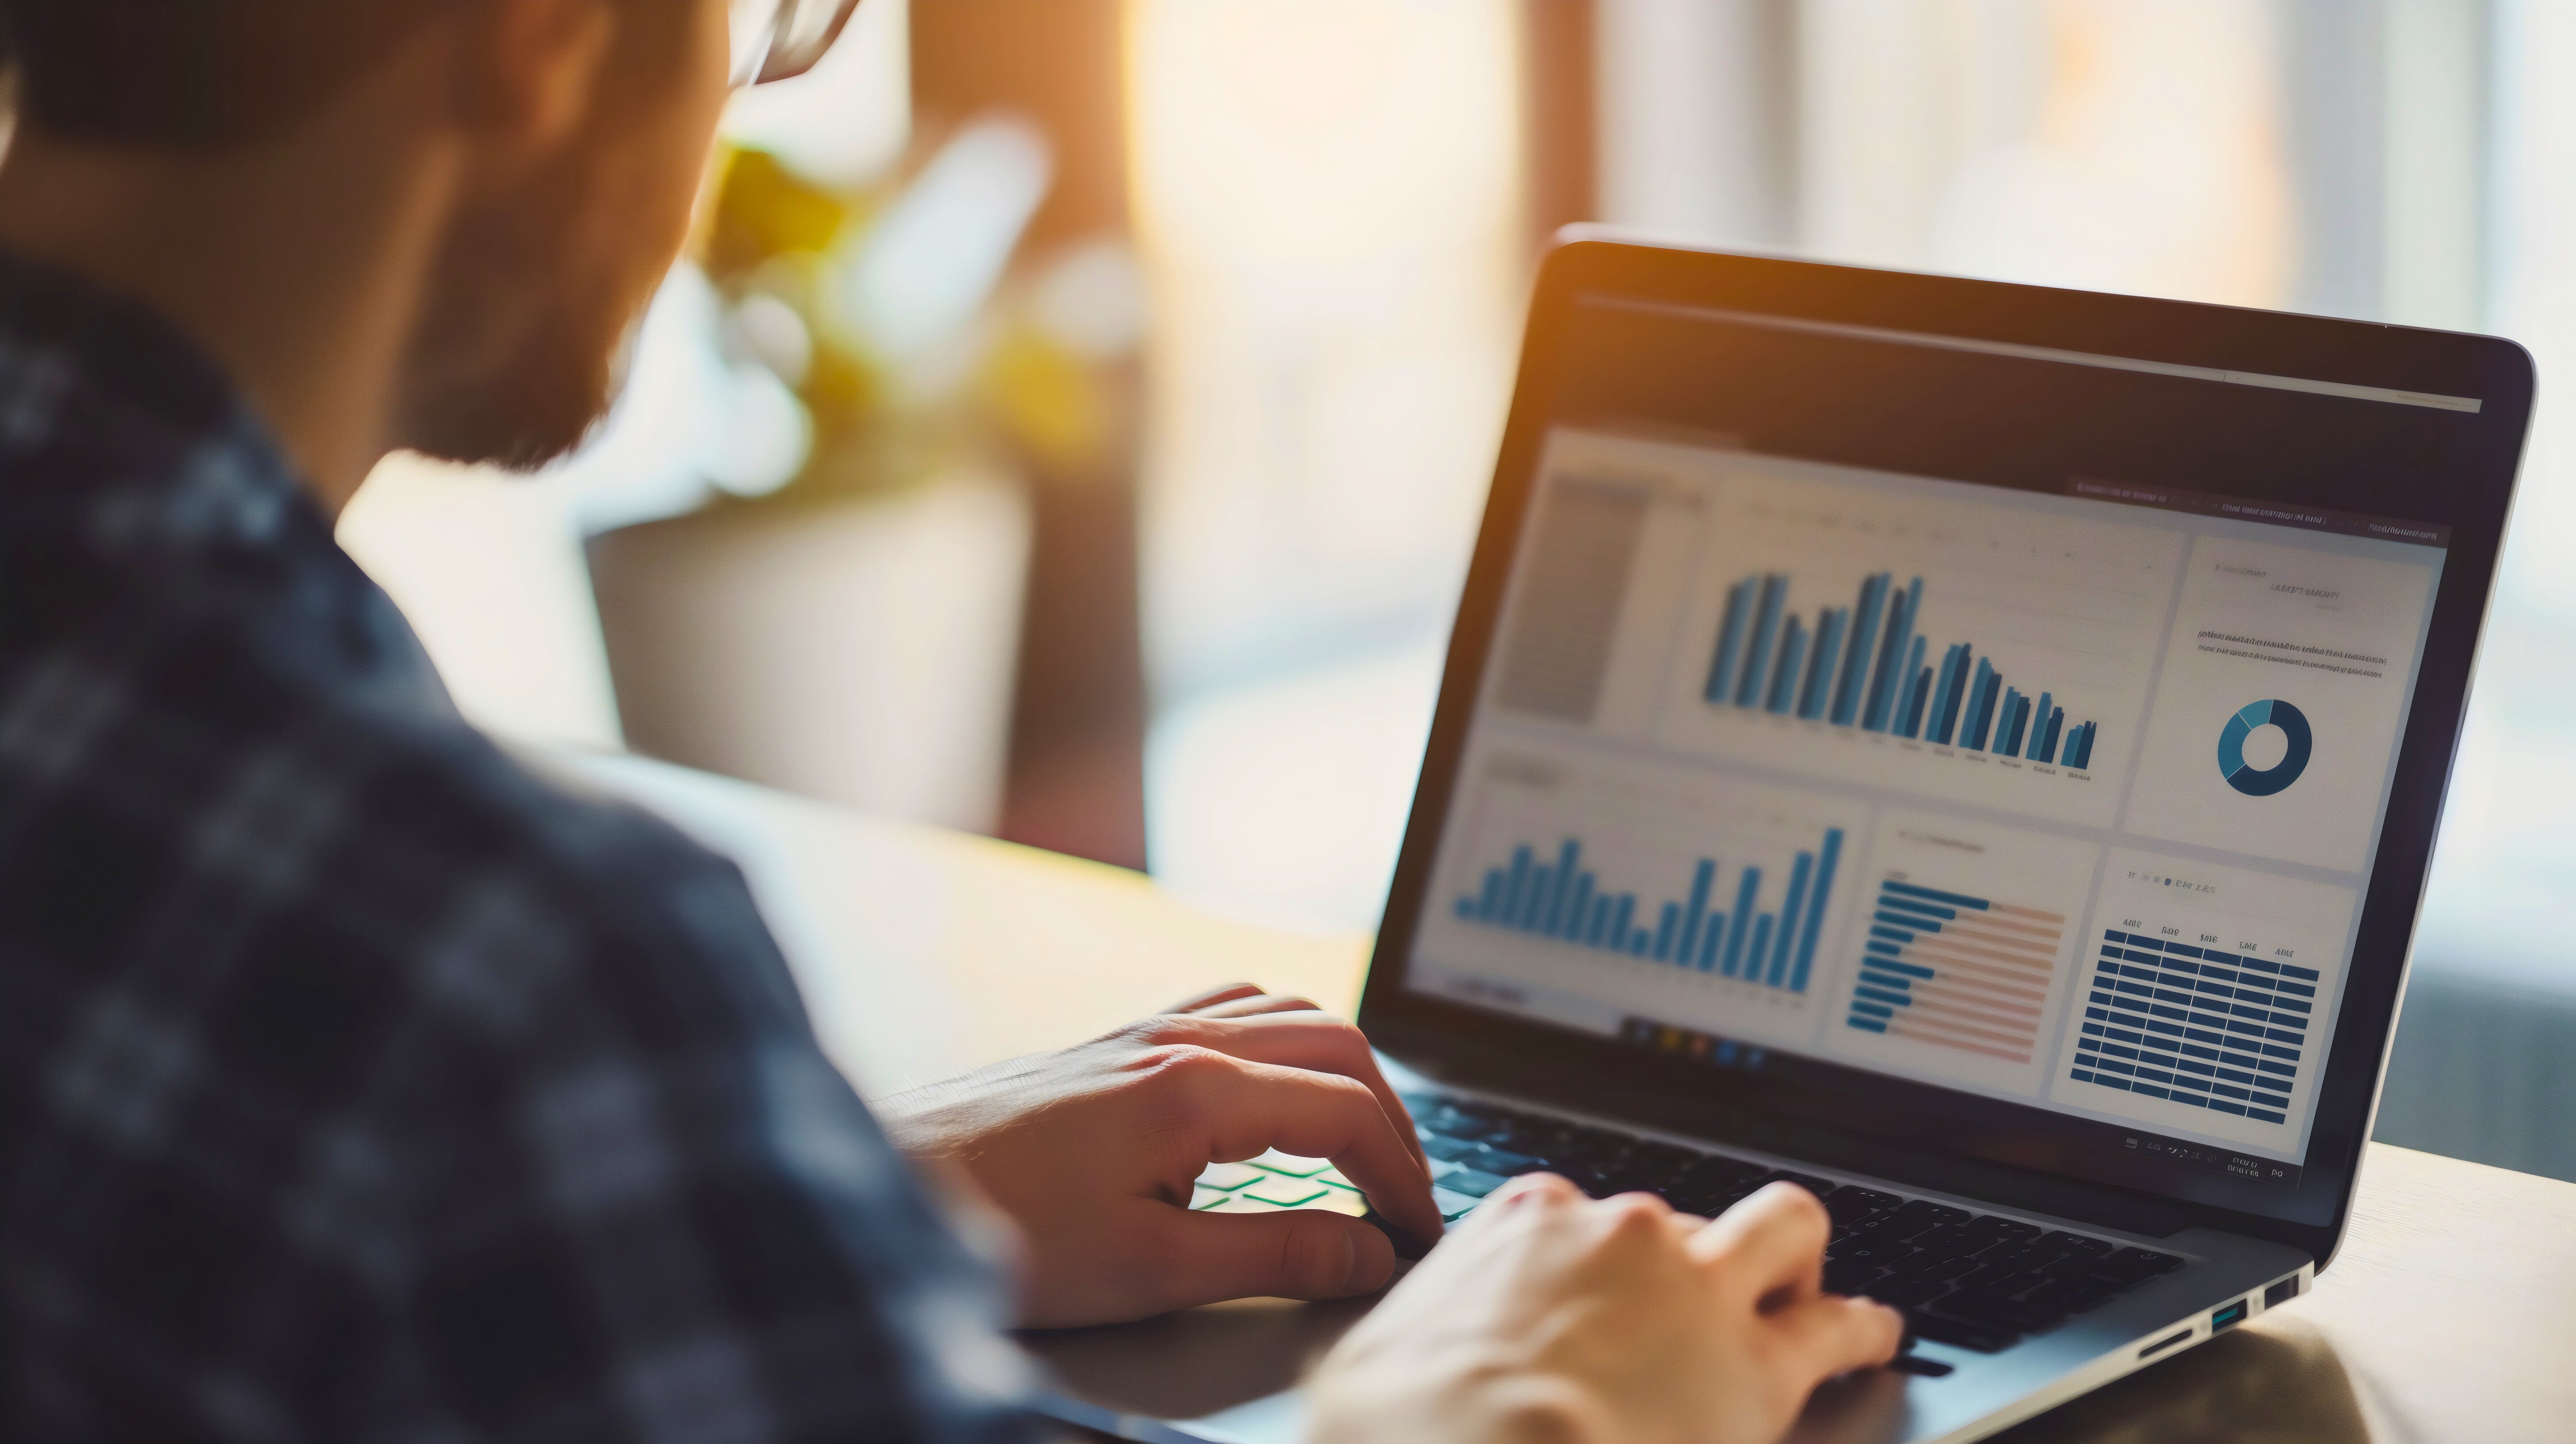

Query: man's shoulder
[0,623,795,1069]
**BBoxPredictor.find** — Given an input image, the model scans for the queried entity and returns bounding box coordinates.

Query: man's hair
[0,0,443,146]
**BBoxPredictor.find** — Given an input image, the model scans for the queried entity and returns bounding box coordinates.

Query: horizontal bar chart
[1705,570,2101,769]
[1843,878,2067,1063]
[1453,829,1845,994]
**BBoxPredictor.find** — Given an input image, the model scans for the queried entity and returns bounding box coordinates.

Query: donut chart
[2217,699,2313,797]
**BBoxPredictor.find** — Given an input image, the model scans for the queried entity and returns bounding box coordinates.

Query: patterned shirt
[0,251,1038,1442]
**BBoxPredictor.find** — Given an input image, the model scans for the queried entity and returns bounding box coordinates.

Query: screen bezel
[1358,235,2533,1267]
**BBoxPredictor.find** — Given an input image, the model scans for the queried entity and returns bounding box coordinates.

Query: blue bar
[1831,574,1888,725]
[1898,635,1927,732]
[1735,575,1787,708]
[1937,643,1975,744]
[1877,893,1954,921]
[2067,721,2097,770]
[1503,846,1533,924]
[1898,666,1933,739]
[2036,707,2066,765]
[1479,868,1506,919]
[1997,689,2028,756]
[1800,609,1848,719]
[1883,879,1990,910]
[1964,660,1999,750]
[1855,985,1912,1008]
[1564,873,1595,941]
[1520,867,1553,930]
[1747,914,1775,975]
[1924,643,1960,744]
[1863,578,1922,731]
[1768,851,1813,986]
[1723,866,1762,977]
[1876,910,1937,932]
[1679,859,1716,965]
[1654,903,1679,962]
[1869,926,1915,945]
[1454,896,1474,919]
[1586,895,1611,946]
[1791,829,1843,993]
[2028,691,2055,761]
[1706,578,1753,703]
[1698,914,1726,970]
[1767,617,1807,714]
[1545,840,1579,936]
[1610,895,1635,951]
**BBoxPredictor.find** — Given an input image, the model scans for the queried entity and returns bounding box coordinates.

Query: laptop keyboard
[1192,1091,2186,1354]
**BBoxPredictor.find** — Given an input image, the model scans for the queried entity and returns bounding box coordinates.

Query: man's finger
[1688,1181,1832,1306]
[1158,1013,1429,1171]
[1165,983,1266,1014]
[1149,1206,1398,1311]
[1191,993,1323,1019]
[1173,1053,1446,1244]
[1766,1292,1906,1383]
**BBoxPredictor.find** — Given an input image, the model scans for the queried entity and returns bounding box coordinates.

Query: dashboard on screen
[1396,295,2481,1203]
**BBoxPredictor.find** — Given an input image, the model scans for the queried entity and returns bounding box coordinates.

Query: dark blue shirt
[0,252,1036,1442]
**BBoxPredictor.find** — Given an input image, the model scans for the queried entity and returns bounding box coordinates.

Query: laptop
[1028,236,2533,1444]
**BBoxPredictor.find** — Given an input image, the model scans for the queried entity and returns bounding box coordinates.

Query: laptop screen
[1398,288,2485,1203]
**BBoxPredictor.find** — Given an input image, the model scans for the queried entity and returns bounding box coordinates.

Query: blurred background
[330,0,2571,1180]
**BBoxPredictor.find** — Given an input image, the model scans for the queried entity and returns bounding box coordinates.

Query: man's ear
[454,0,618,150]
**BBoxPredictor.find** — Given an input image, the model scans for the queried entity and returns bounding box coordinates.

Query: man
[0,2,1901,1440]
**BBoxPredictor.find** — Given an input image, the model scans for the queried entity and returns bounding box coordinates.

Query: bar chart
[1843,877,2068,1064]
[1704,570,2101,769]
[1452,827,1845,993]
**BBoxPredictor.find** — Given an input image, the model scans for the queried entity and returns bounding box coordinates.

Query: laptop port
[2138,1327,2193,1360]
[2211,1299,2249,1333]
[2265,1276,2299,1309]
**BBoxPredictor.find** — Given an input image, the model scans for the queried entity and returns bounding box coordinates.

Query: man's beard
[394,196,646,472]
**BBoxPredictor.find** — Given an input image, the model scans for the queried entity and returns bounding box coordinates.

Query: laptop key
[1457,1144,1547,1177]
[1437,1166,1511,1198]
[1897,1254,1983,1285]
[1832,1241,1918,1271]
[1891,1199,1972,1231]
[1823,1261,1888,1295]
[2043,1231,2116,1258]
[1906,1312,2021,1354]
[1675,1153,1766,1186]
[1928,1293,2063,1336]
[1764,1171,1838,1199]
[1962,1216,2043,1247]
[1826,1187,1901,1223]
[1422,1135,1483,1164]
[1865,1276,1955,1309]
[1903,1225,1986,1263]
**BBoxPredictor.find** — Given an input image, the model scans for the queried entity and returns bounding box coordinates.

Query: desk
[560,749,2576,1444]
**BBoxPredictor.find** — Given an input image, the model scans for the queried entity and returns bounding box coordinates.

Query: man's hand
[874,984,1443,1328]
[1309,1176,1904,1444]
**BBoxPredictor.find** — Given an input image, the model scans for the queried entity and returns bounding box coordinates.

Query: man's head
[0,0,852,472]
